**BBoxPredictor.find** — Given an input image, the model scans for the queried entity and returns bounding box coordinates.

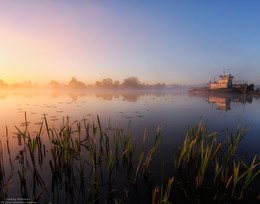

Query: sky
[0,0,260,85]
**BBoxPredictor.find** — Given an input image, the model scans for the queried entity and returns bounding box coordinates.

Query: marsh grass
[173,121,260,202]
[152,163,174,204]
[0,113,259,203]
[0,140,5,200]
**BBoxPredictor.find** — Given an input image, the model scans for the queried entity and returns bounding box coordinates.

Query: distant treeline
[0,77,187,90]
[0,79,39,89]
[50,77,174,89]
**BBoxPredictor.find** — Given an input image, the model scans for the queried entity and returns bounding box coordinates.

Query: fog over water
[1,89,259,156]
[0,88,259,202]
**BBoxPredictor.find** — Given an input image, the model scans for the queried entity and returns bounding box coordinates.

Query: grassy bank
[0,114,259,203]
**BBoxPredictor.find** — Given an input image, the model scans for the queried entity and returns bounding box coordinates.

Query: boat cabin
[209,74,233,90]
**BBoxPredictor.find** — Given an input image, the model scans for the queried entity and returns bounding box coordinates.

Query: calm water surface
[0,89,259,202]
[1,90,259,154]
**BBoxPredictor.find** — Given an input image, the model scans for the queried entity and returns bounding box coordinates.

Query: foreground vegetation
[0,114,259,203]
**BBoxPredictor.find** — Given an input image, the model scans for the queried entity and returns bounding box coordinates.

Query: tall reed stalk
[1,113,259,203]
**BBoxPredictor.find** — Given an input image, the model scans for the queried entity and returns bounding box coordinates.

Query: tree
[49,80,62,88]
[68,77,86,88]
[121,77,142,89]
[101,78,113,88]
[95,81,102,88]
[114,80,120,88]
[0,79,7,88]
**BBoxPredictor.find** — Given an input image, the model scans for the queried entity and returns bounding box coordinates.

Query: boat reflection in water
[207,95,253,111]
[208,96,231,110]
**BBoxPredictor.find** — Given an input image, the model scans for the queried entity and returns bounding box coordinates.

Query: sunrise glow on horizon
[1,0,260,85]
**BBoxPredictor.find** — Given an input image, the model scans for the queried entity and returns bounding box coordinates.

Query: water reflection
[190,92,258,111]
[207,96,254,111]
[208,96,231,110]
[0,89,182,102]
[0,89,260,202]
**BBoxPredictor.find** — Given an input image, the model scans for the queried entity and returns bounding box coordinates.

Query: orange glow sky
[1,1,260,85]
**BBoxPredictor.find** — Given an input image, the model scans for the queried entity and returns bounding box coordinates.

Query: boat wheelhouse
[209,74,233,90]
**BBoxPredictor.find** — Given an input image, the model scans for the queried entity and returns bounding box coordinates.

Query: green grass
[0,114,259,203]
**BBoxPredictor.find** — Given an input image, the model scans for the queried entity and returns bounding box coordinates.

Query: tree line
[50,76,168,89]
[0,77,185,89]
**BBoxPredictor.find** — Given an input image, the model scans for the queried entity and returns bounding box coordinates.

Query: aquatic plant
[173,121,260,202]
[0,114,259,203]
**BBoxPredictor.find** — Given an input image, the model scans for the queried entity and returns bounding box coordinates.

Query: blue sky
[0,0,259,85]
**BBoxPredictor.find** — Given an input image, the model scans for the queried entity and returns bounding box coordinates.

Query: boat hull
[189,87,260,98]
[189,87,243,94]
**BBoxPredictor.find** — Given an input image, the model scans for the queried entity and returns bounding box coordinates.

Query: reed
[0,113,259,203]
[0,140,5,200]
[173,120,260,202]
[0,137,14,201]
[232,155,260,198]
[196,135,221,187]
[152,163,174,204]
[134,129,146,184]
[143,126,163,178]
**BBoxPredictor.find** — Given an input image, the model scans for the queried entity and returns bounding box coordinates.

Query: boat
[189,73,258,95]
